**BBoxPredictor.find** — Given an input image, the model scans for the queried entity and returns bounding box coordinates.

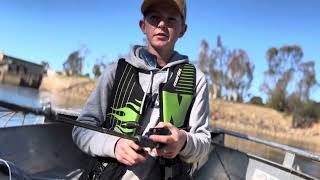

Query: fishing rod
[0,100,161,149]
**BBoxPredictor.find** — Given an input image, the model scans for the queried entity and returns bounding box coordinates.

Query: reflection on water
[0,84,86,127]
[41,91,86,111]
[0,84,87,110]
[0,84,40,108]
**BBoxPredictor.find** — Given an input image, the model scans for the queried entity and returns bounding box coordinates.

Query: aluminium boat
[0,100,319,180]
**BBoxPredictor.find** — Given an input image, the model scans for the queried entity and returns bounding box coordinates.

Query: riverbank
[211,99,320,153]
[39,75,97,108]
[40,75,97,100]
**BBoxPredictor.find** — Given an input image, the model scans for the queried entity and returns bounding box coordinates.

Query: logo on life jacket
[108,99,142,134]
[161,64,196,128]
[162,92,193,127]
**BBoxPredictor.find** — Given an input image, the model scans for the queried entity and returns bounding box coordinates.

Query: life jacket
[81,58,196,180]
[103,58,196,134]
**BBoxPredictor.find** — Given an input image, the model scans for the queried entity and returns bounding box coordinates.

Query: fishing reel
[146,127,171,137]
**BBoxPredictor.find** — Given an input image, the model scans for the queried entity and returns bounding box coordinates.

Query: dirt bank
[210,99,320,153]
[40,75,97,101]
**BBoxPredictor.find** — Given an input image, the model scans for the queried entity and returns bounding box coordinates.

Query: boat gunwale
[212,143,318,180]
[212,128,320,163]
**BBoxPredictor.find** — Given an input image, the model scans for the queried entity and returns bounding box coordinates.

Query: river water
[0,84,319,178]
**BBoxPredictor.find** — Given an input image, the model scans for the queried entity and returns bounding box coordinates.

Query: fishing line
[0,158,12,180]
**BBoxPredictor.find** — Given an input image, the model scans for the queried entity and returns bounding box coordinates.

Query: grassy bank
[211,99,320,153]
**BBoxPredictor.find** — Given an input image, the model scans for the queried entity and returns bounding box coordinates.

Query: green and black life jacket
[103,58,196,135]
[81,59,197,180]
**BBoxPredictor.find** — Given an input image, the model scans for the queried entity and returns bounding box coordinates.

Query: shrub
[289,98,319,128]
[267,89,287,112]
[249,96,264,106]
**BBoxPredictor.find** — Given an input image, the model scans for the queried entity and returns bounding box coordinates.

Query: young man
[72,0,211,179]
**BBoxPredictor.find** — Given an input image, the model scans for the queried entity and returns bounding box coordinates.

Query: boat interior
[0,104,319,180]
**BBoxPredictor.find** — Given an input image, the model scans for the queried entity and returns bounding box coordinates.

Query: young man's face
[140,2,187,52]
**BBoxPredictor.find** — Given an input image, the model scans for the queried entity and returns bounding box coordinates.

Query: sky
[0,0,319,101]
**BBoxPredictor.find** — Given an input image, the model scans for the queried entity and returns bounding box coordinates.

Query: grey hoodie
[72,46,211,179]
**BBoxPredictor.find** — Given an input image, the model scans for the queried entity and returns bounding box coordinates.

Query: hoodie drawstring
[140,71,154,115]
[165,68,170,83]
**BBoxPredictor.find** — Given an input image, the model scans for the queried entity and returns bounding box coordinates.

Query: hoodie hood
[125,45,189,71]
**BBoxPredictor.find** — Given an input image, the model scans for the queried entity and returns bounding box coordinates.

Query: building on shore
[0,52,44,88]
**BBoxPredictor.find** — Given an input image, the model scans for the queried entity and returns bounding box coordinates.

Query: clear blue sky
[1,0,319,101]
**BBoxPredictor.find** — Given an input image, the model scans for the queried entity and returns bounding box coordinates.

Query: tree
[208,48,222,99]
[40,61,50,74]
[290,60,318,128]
[209,36,229,99]
[297,61,317,101]
[225,49,254,101]
[92,64,101,79]
[197,36,254,101]
[63,51,83,76]
[262,45,303,111]
[197,39,223,99]
[41,61,50,69]
[198,40,210,78]
[261,45,319,127]
[63,47,89,76]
